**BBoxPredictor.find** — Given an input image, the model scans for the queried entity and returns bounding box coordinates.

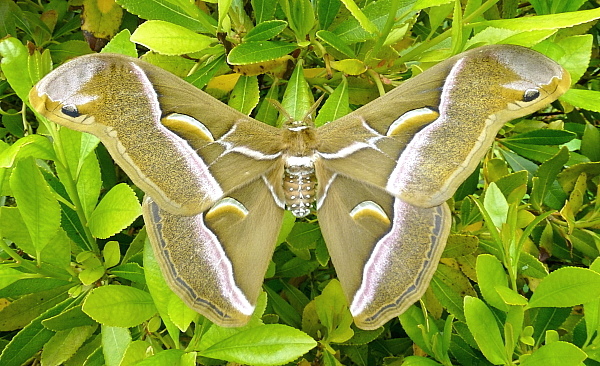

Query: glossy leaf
[10,157,61,257]
[244,20,287,41]
[464,296,508,365]
[199,324,317,366]
[82,286,157,327]
[228,41,297,65]
[130,20,215,55]
[528,267,600,308]
[88,184,142,239]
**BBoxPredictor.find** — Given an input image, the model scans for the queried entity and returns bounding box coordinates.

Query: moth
[29,45,570,330]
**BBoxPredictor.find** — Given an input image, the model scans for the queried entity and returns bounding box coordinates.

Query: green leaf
[520,341,586,366]
[264,285,302,328]
[283,0,315,40]
[102,325,131,366]
[465,27,557,48]
[286,222,321,250]
[315,279,354,343]
[229,75,260,115]
[103,241,121,269]
[530,147,569,211]
[331,58,368,75]
[0,297,76,366]
[82,285,157,327]
[581,122,600,161]
[200,324,316,366]
[333,0,416,43]
[228,41,298,65]
[76,147,103,219]
[46,41,94,64]
[10,157,61,258]
[244,20,287,41]
[143,238,181,343]
[502,140,587,166]
[495,286,528,306]
[41,305,97,331]
[549,35,593,85]
[561,89,600,113]
[529,0,588,14]
[464,296,508,365]
[116,0,216,33]
[276,257,319,278]
[255,82,280,126]
[0,284,71,331]
[88,183,142,239]
[399,306,433,355]
[557,162,600,193]
[480,7,600,30]
[55,127,101,212]
[130,20,215,55]
[528,267,600,308]
[41,325,96,366]
[315,78,350,127]
[476,254,509,311]
[316,30,357,58]
[403,356,444,365]
[119,340,151,366]
[110,263,146,284]
[0,266,28,291]
[431,266,471,322]
[185,53,227,89]
[101,29,138,57]
[279,61,313,125]
[317,0,342,30]
[442,235,478,258]
[339,0,378,34]
[500,149,538,183]
[502,129,576,145]
[483,182,509,228]
[167,295,197,332]
[134,349,186,365]
[0,37,33,102]
[251,0,278,23]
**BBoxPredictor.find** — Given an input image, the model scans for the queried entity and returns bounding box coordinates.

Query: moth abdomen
[283,163,317,218]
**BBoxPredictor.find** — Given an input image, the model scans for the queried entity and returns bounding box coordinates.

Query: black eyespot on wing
[61,104,80,118]
[523,89,541,102]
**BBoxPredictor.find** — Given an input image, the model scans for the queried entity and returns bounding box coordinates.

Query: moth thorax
[283,164,316,218]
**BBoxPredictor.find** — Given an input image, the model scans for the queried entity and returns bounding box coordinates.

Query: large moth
[29,45,570,330]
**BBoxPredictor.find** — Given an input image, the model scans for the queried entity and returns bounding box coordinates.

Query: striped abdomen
[283,164,316,217]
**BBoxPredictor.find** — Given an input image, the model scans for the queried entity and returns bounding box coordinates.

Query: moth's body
[30,45,570,330]
[280,123,319,217]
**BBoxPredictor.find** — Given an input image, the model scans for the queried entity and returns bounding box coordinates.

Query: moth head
[29,55,108,127]
[441,45,571,122]
[486,45,571,113]
[29,54,160,130]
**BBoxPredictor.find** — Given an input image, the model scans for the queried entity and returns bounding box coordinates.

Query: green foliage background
[1,0,600,365]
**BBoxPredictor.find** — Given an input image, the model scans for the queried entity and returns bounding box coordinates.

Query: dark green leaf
[531,147,569,210]
[316,30,357,58]
[581,122,600,161]
[502,129,576,145]
[0,297,76,366]
[228,41,298,65]
[244,20,287,41]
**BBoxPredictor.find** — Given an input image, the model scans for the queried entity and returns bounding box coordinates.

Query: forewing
[317,45,569,208]
[29,53,283,215]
